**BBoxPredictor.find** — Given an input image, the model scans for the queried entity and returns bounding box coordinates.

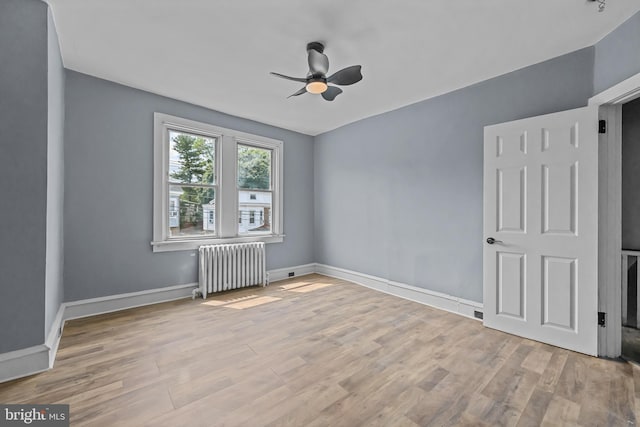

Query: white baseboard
[63,282,197,321]
[267,263,316,283]
[0,344,50,384]
[45,304,65,367]
[0,304,66,384]
[315,264,483,320]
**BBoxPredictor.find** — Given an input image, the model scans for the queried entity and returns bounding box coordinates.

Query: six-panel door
[483,106,599,356]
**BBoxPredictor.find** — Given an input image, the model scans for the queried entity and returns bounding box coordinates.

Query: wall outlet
[288,272,295,277]
[473,310,483,320]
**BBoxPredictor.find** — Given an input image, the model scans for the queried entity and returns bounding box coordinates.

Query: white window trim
[152,113,284,252]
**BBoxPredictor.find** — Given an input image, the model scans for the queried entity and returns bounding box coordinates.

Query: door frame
[589,72,640,357]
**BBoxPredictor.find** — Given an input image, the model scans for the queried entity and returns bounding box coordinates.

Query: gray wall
[314,48,595,303]
[0,0,48,352]
[594,10,640,95]
[64,71,314,301]
[623,97,640,250]
[45,9,65,336]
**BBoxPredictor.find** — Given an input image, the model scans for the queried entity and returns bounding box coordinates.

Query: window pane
[169,131,215,184]
[238,190,272,235]
[169,185,215,237]
[238,144,271,190]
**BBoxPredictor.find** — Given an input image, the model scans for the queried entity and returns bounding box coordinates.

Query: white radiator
[198,242,266,298]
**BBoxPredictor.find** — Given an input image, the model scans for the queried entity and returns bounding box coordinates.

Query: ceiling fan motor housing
[307,41,325,53]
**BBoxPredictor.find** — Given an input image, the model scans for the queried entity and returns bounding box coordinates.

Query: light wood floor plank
[0,274,636,426]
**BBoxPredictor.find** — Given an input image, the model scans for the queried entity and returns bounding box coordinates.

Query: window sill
[151,234,284,253]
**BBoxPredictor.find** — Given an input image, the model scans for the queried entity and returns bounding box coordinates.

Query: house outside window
[169,198,179,229]
[152,113,283,252]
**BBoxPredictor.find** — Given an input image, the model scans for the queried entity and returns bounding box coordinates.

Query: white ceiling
[46,0,640,136]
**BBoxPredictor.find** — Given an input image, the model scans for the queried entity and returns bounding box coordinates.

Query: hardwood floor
[0,274,638,426]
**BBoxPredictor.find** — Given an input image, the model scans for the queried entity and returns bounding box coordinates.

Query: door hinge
[598,312,606,327]
[598,120,606,134]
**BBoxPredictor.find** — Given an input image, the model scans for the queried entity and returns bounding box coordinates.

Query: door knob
[486,237,503,244]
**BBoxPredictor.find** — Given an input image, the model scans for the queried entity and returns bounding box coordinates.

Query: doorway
[588,72,640,358]
[621,97,640,363]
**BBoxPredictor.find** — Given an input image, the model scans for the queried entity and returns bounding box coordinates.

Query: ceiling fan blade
[308,49,329,75]
[327,65,362,86]
[321,86,342,101]
[270,72,307,83]
[287,87,308,98]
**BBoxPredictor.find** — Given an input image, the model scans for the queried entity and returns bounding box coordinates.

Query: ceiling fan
[270,42,363,101]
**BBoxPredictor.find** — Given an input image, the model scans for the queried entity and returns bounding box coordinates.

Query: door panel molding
[497,251,526,319]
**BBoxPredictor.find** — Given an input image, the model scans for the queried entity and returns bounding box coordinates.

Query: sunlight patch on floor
[201,294,260,307]
[287,282,335,293]
[198,277,336,309]
[278,282,313,290]
[224,296,282,309]
[201,294,282,309]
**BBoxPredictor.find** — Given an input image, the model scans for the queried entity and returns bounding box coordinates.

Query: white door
[483,106,599,356]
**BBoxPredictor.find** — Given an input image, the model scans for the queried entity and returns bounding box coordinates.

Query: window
[152,113,283,252]
[167,130,216,238]
[238,145,272,234]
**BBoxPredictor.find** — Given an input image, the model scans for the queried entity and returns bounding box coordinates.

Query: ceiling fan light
[306,80,328,94]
